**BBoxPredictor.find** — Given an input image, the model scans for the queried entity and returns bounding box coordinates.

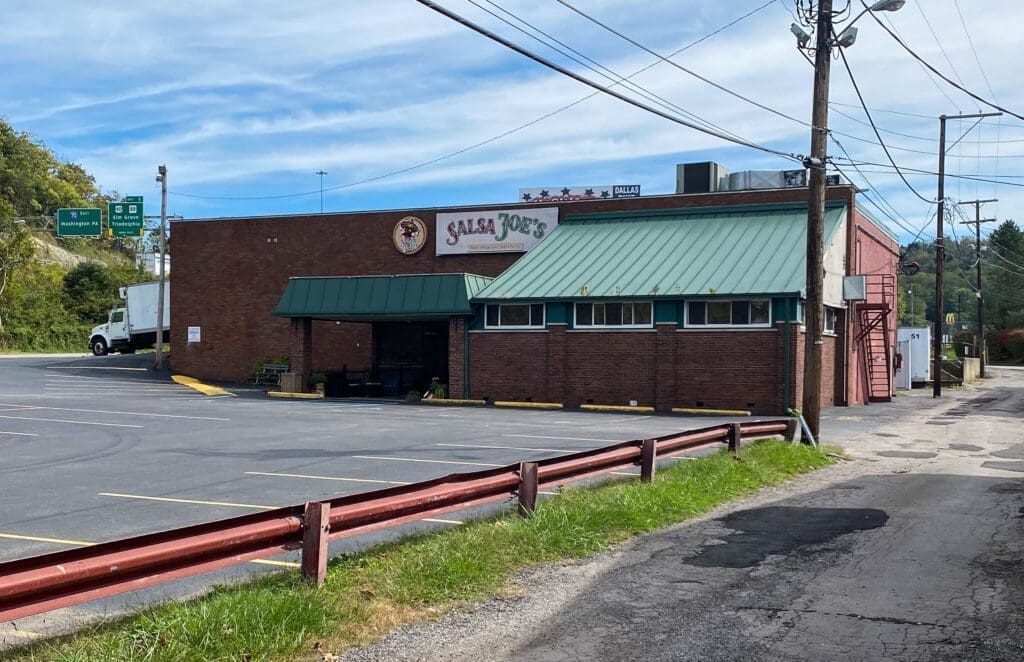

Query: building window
[685,299,771,327]
[574,301,653,328]
[484,303,545,329]
[824,307,838,334]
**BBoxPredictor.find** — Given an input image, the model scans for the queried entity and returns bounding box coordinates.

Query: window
[574,301,652,328]
[824,307,838,334]
[685,299,771,327]
[484,303,544,329]
[110,310,124,323]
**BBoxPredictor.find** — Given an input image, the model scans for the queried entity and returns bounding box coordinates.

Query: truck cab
[90,308,132,356]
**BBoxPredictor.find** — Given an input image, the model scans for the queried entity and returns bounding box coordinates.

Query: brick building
[171,167,899,414]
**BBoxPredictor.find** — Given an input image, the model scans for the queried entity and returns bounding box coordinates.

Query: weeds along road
[346,369,1024,662]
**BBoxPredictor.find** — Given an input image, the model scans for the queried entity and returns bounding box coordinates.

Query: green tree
[0,212,35,330]
[63,262,117,324]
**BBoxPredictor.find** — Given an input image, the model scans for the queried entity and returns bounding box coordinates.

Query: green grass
[10,441,831,662]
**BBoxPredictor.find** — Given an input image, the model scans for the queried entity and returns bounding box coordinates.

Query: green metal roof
[274,273,492,320]
[473,205,846,301]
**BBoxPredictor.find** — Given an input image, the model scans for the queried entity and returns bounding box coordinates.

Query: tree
[62,262,117,324]
[0,211,35,330]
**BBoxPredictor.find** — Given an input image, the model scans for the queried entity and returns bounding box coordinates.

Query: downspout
[463,313,472,399]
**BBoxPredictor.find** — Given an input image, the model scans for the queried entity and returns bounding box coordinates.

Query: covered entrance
[272,273,491,395]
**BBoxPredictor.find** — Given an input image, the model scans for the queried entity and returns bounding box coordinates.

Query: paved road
[0,353,770,643]
[347,369,1024,661]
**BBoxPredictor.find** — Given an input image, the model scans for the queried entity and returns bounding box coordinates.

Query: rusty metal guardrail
[0,419,797,623]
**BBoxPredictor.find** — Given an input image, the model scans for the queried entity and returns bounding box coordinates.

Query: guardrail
[0,419,797,623]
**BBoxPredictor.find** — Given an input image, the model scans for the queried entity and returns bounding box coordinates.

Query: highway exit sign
[108,199,144,237]
[56,208,102,237]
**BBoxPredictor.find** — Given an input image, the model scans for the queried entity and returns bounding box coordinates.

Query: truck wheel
[91,338,109,356]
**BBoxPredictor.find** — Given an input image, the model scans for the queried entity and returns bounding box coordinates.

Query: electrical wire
[833,160,1024,188]
[833,41,932,202]
[170,0,781,202]
[862,0,1024,121]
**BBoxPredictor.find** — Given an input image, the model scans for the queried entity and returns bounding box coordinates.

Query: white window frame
[573,301,654,329]
[484,303,545,330]
[684,299,772,329]
[824,306,838,334]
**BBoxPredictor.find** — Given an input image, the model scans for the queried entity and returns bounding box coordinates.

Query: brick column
[448,317,467,398]
[654,323,677,412]
[547,324,568,406]
[290,317,312,392]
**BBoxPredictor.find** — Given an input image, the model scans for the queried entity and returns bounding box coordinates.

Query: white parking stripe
[436,442,565,453]
[504,434,623,443]
[99,493,276,509]
[352,455,505,467]
[244,471,412,485]
[0,430,38,436]
[0,414,143,428]
[0,403,228,421]
[47,366,148,371]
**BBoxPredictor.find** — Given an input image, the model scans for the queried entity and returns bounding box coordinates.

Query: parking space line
[0,532,95,546]
[605,416,652,423]
[47,366,148,371]
[99,493,277,510]
[250,559,300,568]
[504,434,622,443]
[352,455,505,467]
[0,430,37,436]
[436,442,564,453]
[0,414,143,428]
[0,403,229,421]
[244,471,412,485]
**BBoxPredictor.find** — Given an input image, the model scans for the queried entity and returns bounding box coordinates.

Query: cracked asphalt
[344,367,1024,662]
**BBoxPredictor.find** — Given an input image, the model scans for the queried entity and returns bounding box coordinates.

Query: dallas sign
[436,207,558,255]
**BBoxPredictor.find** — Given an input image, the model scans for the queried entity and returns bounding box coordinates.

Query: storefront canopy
[273,273,492,321]
[473,204,847,301]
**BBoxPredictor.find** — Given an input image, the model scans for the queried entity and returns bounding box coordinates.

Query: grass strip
[11,441,831,661]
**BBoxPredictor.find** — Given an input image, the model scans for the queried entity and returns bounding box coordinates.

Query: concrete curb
[419,398,487,406]
[171,375,232,397]
[267,391,324,400]
[580,404,655,414]
[493,401,564,410]
[672,407,752,417]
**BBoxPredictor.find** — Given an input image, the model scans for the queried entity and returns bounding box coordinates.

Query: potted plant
[310,371,327,395]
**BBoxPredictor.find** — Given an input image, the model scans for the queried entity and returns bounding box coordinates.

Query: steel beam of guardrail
[0,419,796,623]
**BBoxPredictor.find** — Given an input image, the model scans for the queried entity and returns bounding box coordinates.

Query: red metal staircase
[854,275,894,403]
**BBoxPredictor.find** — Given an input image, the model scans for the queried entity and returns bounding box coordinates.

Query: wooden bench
[248,363,289,386]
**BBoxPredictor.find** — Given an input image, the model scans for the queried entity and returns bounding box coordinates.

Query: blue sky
[2,0,1021,241]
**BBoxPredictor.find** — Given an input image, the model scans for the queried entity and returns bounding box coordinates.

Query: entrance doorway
[373,321,449,396]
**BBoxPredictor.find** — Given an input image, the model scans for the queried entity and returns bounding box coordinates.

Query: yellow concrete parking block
[672,407,751,416]
[267,390,324,400]
[172,375,231,396]
[493,400,564,410]
[580,404,655,414]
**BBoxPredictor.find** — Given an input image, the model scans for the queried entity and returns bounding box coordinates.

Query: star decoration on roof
[584,188,594,196]
[600,190,610,198]
[539,190,550,197]
[561,187,571,195]
[522,193,532,201]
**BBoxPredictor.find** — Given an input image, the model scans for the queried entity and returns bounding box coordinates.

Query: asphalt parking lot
[0,353,781,640]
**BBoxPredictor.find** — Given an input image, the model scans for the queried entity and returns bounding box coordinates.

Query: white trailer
[89,281,170,356]
[896,326,931,385]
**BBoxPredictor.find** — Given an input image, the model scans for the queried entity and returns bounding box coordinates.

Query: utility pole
[800,0,833,438]
[155,165,168,370]
[933,112,999,397]
[908,284,914,324]
[960,198,997,377]
[316,170,327,213]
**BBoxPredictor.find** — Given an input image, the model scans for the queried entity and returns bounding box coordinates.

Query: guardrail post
[640,439,657,482]
[301,501,330,586]
[784,418,800,442]
[518,462,539,517]
[727,423,742,459]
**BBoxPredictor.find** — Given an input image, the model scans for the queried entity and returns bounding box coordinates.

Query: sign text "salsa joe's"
[436,207,558,255]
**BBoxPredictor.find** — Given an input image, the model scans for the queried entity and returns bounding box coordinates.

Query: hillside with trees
[0,119,152,352]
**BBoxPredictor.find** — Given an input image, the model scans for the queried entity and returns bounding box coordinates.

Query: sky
[1,0,1022,243]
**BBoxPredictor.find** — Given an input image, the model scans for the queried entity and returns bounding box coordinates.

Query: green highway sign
[108,199,144,237]
[56,208,102,237]
[125,195,143,203]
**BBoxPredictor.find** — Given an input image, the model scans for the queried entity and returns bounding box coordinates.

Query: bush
[988,328,1024,363]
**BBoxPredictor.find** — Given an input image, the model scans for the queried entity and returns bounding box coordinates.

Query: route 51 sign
[108,198,144,237]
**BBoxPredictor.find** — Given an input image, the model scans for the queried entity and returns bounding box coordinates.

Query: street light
[316,170,327,213]
[790,0,905,439]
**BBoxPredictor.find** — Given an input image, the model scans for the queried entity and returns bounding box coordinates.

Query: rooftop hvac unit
[676,161,729,194]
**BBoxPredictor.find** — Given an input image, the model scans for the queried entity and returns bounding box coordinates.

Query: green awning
[473,204,846,301]
[273,273,492,320]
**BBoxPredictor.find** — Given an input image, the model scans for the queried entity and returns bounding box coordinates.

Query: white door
[895,339,911,390]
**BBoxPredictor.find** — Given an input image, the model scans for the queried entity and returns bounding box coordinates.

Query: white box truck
[89,281,170,356]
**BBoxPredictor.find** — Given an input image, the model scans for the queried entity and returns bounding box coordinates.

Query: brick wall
[466,325,811,415]
[172,186,857,383]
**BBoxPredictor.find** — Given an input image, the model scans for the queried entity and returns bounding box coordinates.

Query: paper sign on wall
[436,207,558,255]
[187,326,201,343]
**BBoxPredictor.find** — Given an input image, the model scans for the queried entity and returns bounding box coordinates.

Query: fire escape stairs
[854,275,894,403]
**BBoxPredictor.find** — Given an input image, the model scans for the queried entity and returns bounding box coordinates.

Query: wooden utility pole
[933,112,1000,396]
[155,165,168,370]
[801,0,833,438]
[959,198,997,377]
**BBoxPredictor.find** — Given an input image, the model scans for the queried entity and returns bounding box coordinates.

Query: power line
[170,0,780,202]
[912,0,969,93]
[834,160,1024,188]
[862,0,1024,121]
[951,0,999,103]
[833,42,932,203]
[412,0,801,161]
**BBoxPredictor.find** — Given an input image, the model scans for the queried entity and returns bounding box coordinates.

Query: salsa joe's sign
[435,207,558,255]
